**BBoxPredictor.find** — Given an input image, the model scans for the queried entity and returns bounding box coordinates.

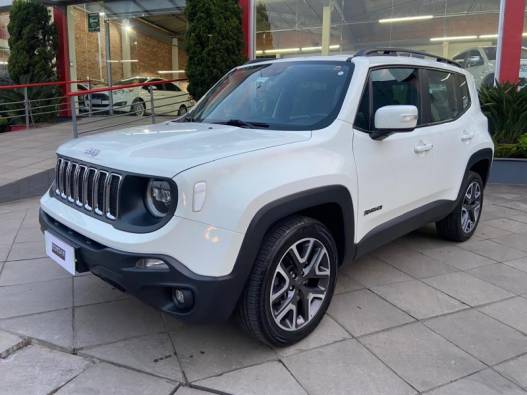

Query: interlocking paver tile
[376,247,457,279]
[504,257,527,273]
[495,354,527,389]
[492,232,527,253]
[424,309,527,365]
[175,386,215,394]
[0,308,73,350]
[474,223,514,240]
[6,241,47,261]
[0,257,70,286]
[0,244,10,261]
[169,324,276,382]
[0,277,72,319]
[372,280,466,319]
[419,246,496,270]
[334,271,364,294]
[0,345,91,395]
[479,297,527,335]
[275,315,350,357]
[74,274,128,306]
[0,329,27,358]
[283,339,416,395]
[55,362,176,394]
[460,240,527,262]
[196,361,307,395]
[74,299,165,348]
[343,255,412,287]
[469,264,527,295]
[14,226,44,243]
[82,333,184,381]
[328,289,414,336]
[426,369,525,395]
[484,218,527,234]
[361,323,484,392]
[423,272,513,306]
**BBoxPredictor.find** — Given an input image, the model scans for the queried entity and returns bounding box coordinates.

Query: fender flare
[225,185,355,313]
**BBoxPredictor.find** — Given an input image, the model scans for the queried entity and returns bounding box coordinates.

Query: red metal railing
[0,78,193,136]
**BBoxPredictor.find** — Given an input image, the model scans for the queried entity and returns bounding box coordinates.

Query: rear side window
[354,67,420,131]
[423,69,471,124]
[425,70,459,123]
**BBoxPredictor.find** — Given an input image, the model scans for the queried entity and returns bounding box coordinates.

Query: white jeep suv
[40,49,493,346]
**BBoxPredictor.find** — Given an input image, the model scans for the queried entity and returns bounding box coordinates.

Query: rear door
[352,67,437,241]
[419,69,473,200]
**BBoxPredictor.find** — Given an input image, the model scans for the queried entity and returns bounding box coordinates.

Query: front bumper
[40,209,246,323]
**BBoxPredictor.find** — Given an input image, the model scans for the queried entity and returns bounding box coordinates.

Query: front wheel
[178,105,187,116]
[237,216,338,346]
[436,171,484,242]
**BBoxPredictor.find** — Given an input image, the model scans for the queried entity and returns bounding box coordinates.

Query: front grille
[54,157,123,220]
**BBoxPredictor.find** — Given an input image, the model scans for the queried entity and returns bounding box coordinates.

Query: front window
[190,61,353,130]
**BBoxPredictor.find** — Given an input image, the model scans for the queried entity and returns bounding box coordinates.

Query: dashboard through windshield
[189,61,354,131]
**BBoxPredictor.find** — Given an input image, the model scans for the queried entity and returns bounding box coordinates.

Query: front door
[352,67,436,242]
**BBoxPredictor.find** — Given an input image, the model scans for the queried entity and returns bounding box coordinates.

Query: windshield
[116,77,147,85]
[189,61,354,130]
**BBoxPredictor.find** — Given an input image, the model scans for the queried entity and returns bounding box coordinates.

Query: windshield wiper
[214,119,270,129]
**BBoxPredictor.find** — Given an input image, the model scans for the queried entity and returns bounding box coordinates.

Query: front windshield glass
[190,61,354,130]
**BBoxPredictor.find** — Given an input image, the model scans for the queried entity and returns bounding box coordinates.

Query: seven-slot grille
[54,157,123,220]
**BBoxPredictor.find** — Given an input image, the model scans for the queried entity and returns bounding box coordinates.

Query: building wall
[131,32,171,76]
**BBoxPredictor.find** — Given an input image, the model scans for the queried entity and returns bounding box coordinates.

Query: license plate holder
[44,231,76,275]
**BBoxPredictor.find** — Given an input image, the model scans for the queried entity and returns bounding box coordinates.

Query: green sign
[87,13,100,33]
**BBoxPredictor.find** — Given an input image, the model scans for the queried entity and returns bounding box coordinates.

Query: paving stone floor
[1,184,527,394]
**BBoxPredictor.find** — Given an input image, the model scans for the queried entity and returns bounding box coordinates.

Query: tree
[8,0,57,83]
[6,0,58,122]
[185,0,245,100]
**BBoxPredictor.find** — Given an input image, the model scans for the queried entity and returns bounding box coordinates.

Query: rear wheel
[131,100,146,117]
[436,171,483,242]
[237,216,338,346]
[178,105,187,116]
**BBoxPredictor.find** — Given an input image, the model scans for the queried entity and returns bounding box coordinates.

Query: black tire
[481,73,495,88]
[131,100,146,117]
[436,171,484,242]
[237,216,338,346]
[178,105,187,116]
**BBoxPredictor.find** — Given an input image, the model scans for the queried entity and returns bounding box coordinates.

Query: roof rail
[350,48,461,68]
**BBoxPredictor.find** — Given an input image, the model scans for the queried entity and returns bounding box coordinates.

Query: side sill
[354,199,455,259]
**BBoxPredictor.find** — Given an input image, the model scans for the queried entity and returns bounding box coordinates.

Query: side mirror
[372,105,418,140]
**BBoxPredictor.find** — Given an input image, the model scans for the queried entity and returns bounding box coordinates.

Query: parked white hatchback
[40,49,493,346]
[88,76,194,116]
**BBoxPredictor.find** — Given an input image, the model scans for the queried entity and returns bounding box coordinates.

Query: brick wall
[71,7,179,83]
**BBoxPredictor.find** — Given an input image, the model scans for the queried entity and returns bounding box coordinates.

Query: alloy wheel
[133,102,145,117]
[269,237,331,331]
[461,180,481,234]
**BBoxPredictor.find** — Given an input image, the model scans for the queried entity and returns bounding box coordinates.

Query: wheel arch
[231,185,355,305]
[467,148,493,187]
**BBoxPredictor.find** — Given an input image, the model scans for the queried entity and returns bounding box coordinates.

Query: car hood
[57,121,312,177]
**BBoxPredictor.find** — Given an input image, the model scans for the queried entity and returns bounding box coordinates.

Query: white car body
[87,77,195,116]
[453,46,527,87]
[40,53,494,327]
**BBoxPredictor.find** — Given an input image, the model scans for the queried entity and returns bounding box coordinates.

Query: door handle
[461,131,475,142]
[414,142,434,153]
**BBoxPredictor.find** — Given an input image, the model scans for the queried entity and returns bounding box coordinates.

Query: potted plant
[479,82,527,184]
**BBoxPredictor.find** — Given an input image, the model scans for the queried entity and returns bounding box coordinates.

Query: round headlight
[145,180,173,218]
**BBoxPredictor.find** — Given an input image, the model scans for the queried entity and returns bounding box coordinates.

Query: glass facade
[68,1,188,86]
[254,0,512,87]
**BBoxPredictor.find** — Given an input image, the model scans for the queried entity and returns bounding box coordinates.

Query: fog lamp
[135,258,168,270]
[172,288,194,309]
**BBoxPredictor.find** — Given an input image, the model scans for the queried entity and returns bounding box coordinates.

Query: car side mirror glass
[372,105,418,140]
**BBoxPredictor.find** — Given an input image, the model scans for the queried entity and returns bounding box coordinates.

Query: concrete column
[121,24,132,78]
[321,5,332,56]
[172,38,179,71]
[496,0,526,84]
